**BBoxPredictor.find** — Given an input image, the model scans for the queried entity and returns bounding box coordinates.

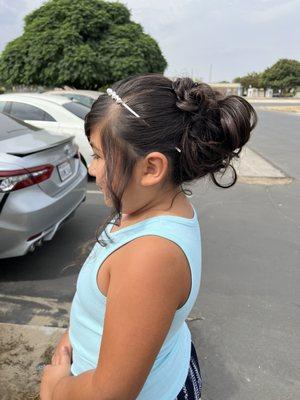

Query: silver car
[0,112,87,259]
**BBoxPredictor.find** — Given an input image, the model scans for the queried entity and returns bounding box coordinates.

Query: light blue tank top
[69,203,202,400]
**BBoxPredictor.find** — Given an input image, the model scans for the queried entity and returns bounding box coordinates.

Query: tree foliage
[233,59,300,94]
[261,59,300,93]
[0,0,167,88]
[233,72,262,89]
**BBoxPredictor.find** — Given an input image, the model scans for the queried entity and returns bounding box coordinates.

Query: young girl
[40,73,257,400]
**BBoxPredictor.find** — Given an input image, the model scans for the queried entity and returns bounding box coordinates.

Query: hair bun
[171,77,257,188]
[172,78,217,114]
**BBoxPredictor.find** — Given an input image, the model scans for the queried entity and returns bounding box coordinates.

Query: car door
[4,101,60,132]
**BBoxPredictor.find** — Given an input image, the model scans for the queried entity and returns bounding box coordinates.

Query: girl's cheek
[88,160,97,176]
[94,160,105,181]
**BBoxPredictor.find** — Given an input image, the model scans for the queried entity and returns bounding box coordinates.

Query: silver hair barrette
[106,88,140,118]
[106,88,182,153]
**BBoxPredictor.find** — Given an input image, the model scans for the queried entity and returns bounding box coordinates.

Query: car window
[7,101,56,121]
[62,93,74,101]
[72,94,95,108]
[63,101,90,119]
[0,101,6,112]
[0,112,41,140]
[59,93,94,108]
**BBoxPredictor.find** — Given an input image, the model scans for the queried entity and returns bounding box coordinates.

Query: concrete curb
[238,176,293,185]
[234,147,293,186]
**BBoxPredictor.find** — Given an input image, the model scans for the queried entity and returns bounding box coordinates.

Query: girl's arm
[53,236,186,400]
[53,370,96,400]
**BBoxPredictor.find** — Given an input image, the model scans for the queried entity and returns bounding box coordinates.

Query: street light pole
[209,64,213,83]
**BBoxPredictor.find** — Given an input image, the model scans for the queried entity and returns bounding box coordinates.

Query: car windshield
[62,102,90,119]
[62,93,95,108]
[0,112,41,140]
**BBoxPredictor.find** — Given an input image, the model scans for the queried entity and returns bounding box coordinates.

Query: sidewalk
[247,97,300,103]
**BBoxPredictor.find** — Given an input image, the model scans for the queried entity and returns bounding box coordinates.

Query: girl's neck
[120,190,192,224]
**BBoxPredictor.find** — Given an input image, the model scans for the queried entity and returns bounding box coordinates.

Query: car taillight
[0,164,54,192]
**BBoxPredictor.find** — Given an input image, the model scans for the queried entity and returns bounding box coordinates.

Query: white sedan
[0,93,93,167]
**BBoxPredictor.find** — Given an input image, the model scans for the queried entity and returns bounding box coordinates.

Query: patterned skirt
[175,341,202,399]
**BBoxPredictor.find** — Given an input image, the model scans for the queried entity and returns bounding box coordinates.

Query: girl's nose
[88,163,95,177]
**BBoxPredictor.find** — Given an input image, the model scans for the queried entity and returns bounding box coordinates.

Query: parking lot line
[87,190,103,194]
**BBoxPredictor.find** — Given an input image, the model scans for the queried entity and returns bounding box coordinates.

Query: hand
[52,329,73,365]
[40,346,71,400]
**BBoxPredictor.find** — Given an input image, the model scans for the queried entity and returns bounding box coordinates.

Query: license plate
[58,160,72,181]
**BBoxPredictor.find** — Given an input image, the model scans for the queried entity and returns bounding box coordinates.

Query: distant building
[209,83,243,96]
[166,78,244,97]
[265,88,273,98]
[247,87,265,98]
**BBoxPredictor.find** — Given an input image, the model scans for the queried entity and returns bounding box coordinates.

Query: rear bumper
[0,162,87,259]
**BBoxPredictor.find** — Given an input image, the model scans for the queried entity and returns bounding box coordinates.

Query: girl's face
[88,127,111,206]
[87,125,174,215]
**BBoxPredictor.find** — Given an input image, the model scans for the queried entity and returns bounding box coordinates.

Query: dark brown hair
[85,73,257,246]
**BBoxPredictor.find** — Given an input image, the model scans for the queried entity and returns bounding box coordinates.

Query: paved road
[0,186,104,326]
[0,107,299,399]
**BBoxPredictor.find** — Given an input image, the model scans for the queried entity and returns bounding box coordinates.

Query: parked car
[0,93,92,167]
[43,90,103,108]
[0,112,87,259]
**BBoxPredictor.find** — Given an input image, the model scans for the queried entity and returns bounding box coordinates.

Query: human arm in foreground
[40,236,186,400]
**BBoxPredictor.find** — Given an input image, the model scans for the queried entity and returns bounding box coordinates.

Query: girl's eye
[91,153,101,160]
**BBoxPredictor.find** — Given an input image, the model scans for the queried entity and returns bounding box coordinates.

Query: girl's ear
[140,152,169,187]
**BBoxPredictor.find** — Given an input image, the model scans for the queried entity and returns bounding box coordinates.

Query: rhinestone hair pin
[106,88,182,153]
[106,88,140,118]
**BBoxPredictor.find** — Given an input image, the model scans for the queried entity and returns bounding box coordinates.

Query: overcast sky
[0,0,299,82]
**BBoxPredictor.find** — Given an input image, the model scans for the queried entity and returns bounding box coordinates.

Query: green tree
[261,58,300,94]
[0,0,167,89]
[233,72,262,88]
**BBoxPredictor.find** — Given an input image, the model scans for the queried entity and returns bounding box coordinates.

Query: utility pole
[209,64,213,83]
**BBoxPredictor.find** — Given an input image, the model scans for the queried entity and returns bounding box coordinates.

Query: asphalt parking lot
[0,106,300,400]
[0,181,106,327]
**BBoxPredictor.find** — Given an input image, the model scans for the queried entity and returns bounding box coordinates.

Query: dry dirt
[0,323,64,400]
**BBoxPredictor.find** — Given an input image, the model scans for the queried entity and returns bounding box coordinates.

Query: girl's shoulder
[103,234,191,308]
